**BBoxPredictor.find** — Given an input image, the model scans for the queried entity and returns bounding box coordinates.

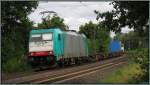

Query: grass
[101,63,142,84]
[2,55,32,73]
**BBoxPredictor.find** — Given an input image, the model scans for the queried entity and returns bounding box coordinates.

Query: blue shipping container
[109,40,121,53]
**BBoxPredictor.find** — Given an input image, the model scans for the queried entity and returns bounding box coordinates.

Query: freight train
[28,28,124,67]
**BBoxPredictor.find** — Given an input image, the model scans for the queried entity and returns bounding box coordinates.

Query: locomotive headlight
[30,52,34,56]
[49,51,53,55]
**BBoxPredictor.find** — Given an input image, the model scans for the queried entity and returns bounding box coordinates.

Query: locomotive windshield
[30,33,53,42]
[42,33,52,40]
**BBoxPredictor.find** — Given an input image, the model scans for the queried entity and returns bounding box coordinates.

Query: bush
[101,48,149,83]
[2,30,32,73]
[2,55,31,73]
[127,48,149,83]
[101,63,142,83]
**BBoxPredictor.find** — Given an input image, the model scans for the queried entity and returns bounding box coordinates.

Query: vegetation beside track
[101,63,141,83]
[2,55,32,73]
[101,48,149,83]
[1,1,38,73]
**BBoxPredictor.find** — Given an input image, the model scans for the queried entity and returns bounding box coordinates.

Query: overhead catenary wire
[37,6,79,30]
[38,1,99,17]
[79,1,96,13]
[38,2,98,11]
[79,1,98,20]
[33,2,99,29]
[39,2,104,7]
[38,3,82,19]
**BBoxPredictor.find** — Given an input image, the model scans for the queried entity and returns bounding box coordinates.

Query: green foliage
[101,63,142,83]
[95,1,149,36]
[79,21,111,54]
[96,24,111,53]
[88,39,100,55]
[1,1,38,35]
[127,48,149,83]
[2,55,32,73]
[102,48,148,83]
[114,31,148,51]
[115,31,137,41]
[38,15,68,30]
[79,21,97,39]
[1,1,38,73]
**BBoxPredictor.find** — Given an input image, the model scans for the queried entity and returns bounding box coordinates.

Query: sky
[28,1,133,38]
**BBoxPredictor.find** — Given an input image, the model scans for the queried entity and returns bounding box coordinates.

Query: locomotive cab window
[30,34,42,42]
[58,34,61,40]
[42,33,53,41]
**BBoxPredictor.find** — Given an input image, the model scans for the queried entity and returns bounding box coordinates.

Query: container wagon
[108,40,123,57]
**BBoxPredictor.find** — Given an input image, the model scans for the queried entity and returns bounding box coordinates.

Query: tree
[79,21,97,39]
[79,21,111,54]
[116,31,148,50]
[94,1,149,37]
[96,23,111,53]
[2,1,38,35]
[1,1,38,72]
[37,15,68,30]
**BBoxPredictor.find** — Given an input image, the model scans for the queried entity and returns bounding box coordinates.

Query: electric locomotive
[28,28,88,67]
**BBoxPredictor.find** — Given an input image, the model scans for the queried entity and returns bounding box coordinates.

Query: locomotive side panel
[53,29,64,61]
[80,35,85,56]
[63,32,88,58]
[64,32,74,58]
[82,35,88,56]
[74,35,79,57]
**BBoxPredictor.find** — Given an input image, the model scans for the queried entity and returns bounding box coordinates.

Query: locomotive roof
[30,28,61,34]
[30,28,87,38]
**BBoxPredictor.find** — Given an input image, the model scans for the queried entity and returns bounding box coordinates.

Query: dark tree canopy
[1,1,38,71]
[95,1,149,36]
[2,1,38,35]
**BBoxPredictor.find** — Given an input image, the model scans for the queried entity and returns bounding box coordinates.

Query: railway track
[2,55,127,84]
[33,61,126,84]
